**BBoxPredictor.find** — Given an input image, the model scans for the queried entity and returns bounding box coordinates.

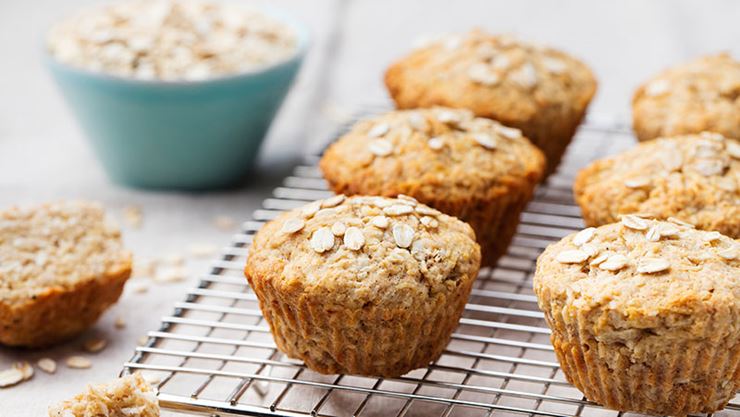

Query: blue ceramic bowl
[46,8,308,190]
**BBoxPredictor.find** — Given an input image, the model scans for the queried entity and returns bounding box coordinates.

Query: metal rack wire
[123,116,740,417]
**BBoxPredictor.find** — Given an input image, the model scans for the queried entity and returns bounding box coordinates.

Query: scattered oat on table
[154,266,188,283]
[83,337,108,353]
[213,215,237,231]
[114,316,127,329]
[0,367,25,388]
[122,205,143,229]
[137,336,150,346]
[187,243,218,258]
[66,356,92,369]
[37,358,57,374]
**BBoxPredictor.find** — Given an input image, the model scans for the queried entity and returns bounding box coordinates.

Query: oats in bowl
[47,0,297,81]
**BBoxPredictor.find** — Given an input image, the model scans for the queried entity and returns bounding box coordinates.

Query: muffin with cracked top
[534,217,739,416]
[320,107,545,266]
[245,195,481,377]
[384,29,597,176]
[574,132,740,238]
[632,53,740,141]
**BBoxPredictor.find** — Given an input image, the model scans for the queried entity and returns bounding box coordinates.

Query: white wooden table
[1,0,739,415]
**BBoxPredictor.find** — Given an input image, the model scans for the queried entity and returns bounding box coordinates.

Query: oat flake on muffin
[385,29,597,176]
[633,53,740,141]
[320,107,544,266]
[574,132,740,238]
[245,195,481,377]
[47,0,297,81]
[534,218,739,416]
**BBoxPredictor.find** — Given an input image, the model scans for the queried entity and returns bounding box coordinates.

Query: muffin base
[0,260,131,348]
[539,294,740,416]
[246,269,476,377]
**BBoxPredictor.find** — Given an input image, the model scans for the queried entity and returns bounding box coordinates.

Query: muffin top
[384,30,596,125]
[535,217,739,321]
[0,201,131,305]
[320,108,545,201]
[246,195,481,308]
[633,54,740,141]
[574,133,740,238]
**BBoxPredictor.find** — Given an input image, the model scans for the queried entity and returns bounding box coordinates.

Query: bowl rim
[42,2,310,87]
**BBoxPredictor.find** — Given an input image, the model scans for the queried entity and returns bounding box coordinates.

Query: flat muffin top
[245,195,481,308]
[535,217,739,321]
[574,133,740,238]
[633,53,740,140]
[384,30,596,125]
[0,201,131,305]
[320,108,545,201]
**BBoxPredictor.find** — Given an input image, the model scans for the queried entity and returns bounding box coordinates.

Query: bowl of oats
[45,0,307,189]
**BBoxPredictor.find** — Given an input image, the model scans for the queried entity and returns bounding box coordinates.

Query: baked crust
[632,53,740,141]
[384,30,596,176]
[534,219,739,416]
[245,195,481,377]
[320,107,544,266]
[574,133,740,238]
[0,201,132,347]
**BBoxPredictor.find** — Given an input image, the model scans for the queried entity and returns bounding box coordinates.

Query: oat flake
[368,139,394,157]
[383,205,414,216]
[572,227,596,246]
[392,224,415,248]
[66,356,92,369]
[637,257,670,274]
[310,227,335,253]
[621,214,649,231]
[37,358,57,374]
[370,216,390,229]
[556,250,589,264]
[280,218,305,234]
[599,254,629,271]
[343,227,365,251]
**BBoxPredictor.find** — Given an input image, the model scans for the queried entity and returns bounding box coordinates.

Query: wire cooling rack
[123,116,740,417]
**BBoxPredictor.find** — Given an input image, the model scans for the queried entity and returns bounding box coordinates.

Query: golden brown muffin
[384,30,597,176]
[245,195,481,377]
[49,373,159,417]
[574,133,740,238]
[534,217,739,416]
[0,201,132,347]
[632,53,740,141]
[320,107,545,266]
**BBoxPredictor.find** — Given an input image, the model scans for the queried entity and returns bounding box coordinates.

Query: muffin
[632,53,740,142]
[534,217,739,416]
[320,107,545,266]
[0,201,132,347]
[384,29,597,176]
[49,373,159,417]
[574,133,740,238]
[245,195,481,377]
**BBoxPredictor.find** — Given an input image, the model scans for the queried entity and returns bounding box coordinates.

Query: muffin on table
[319,107,545,267]
[0,201,132,347]
[632,53,740,142]
[574,132,740,238]
[384,29,597,176]
[245,195,481,377]
[534,217,739,416]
